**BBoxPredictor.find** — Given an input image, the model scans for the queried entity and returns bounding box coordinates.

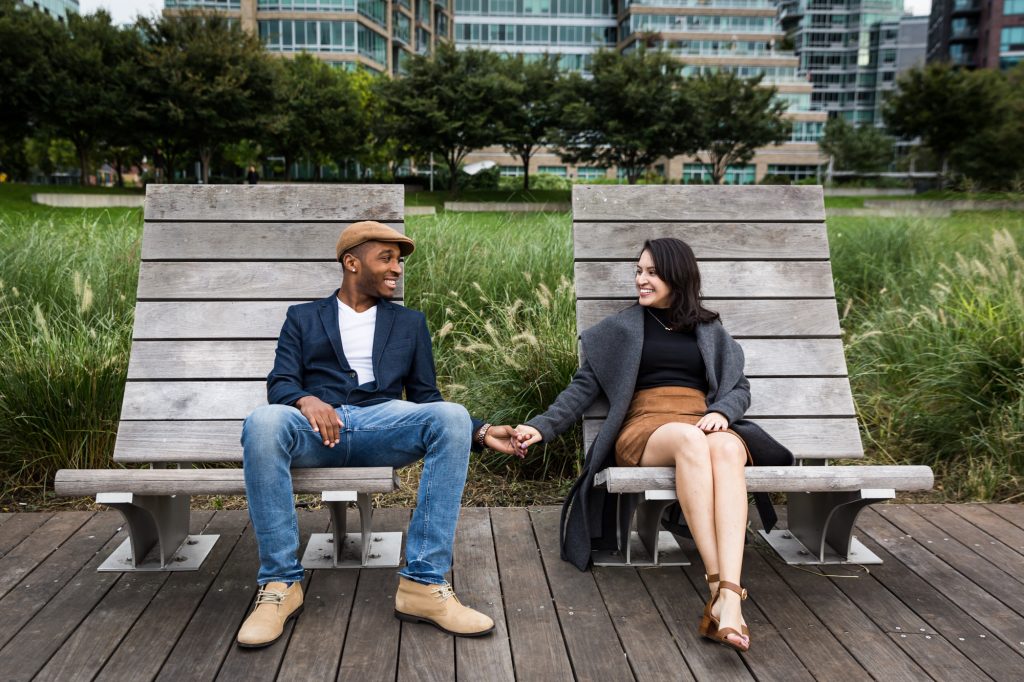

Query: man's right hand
[296,396,343,447]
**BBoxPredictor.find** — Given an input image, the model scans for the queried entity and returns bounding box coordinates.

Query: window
[500,166,524,177]
[682,164,755,185]
[576,167,607,179]
[1005,0,1024,14]
[767,164,821,180]
[1001,27,1024,53]
[539,166,567,176]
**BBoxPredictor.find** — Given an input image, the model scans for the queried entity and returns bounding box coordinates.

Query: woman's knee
[709,435,747,470]
[653,423,710,465]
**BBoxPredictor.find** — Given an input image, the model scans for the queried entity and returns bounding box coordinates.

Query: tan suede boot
[394,577,495,637]
[236,581,304,648]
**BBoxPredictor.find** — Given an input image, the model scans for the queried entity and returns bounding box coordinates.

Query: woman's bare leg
[638,423,719,587]
[706,431,749,647]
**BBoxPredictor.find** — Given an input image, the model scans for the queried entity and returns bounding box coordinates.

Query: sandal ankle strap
[718,581,747,600]
[704,573,720,585]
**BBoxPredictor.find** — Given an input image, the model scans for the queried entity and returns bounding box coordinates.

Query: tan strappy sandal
[698,573,720,638]
[707,581,750,652]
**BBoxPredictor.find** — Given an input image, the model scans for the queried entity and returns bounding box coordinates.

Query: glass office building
[17,0,79,22]
[164,0,453,74]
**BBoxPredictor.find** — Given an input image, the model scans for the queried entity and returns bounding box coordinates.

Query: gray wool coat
[525,304,794,571]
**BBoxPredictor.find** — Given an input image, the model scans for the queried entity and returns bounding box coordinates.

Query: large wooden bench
[572,185,933,566]
[54,185,406,572]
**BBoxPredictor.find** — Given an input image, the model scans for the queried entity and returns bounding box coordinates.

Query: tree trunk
[522,151,531,191]
[284,152,293,182]
[939,154,949,190]
[76,144,90,186]
[199,147,212,184]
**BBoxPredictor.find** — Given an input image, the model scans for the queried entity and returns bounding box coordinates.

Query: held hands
[695,411,728,432]
[513,424,543,458]
[296,396,343,447]
[484,425,526,458]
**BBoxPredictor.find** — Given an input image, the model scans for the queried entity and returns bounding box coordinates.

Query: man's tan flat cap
[336,221,415,260]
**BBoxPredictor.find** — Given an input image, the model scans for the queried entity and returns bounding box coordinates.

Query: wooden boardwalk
[0,504,1022,681]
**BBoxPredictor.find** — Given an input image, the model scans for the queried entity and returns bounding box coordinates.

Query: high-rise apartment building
[16,0,78,23]
[927,0,1024,70]
[458,0,828,183]
[780,0,905,125]
[867,14,925,119]
[164,0,453,75]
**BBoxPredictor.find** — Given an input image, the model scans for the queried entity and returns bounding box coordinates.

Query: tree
[0,0,63,148]
[497,55,563,190]
[138,12,277,184]
[819,117,893,173]
[552,49,701,185]
[692,71,791,185]
[379,43,506,192]
[947,64,1024,189]
[883,63,1004,186]
[264,54,370,181]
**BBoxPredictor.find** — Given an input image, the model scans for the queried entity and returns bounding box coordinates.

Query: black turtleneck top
[635,306,709,392]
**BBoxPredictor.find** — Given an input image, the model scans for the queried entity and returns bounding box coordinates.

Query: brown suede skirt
[614,386,752,467]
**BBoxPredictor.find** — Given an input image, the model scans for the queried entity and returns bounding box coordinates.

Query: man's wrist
[475,423,492,449]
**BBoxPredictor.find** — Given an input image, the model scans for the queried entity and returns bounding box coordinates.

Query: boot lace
[255,586,287,607]
[432,583,456,602]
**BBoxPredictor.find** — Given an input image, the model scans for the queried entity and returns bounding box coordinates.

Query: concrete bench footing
[95,492,218,571]
[301,491,402,569]
[759,488,894,565]
[592,494,690,567]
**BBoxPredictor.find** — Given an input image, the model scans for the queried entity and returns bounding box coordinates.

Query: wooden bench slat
[144,184,404,222]
[137,261,406,300]
[54,467,399,496]
[571,185,826,222]
[142,222,403,260]
[594,465,934,493]
[134,301,297,339]
[574,261,836,299]
[582,417,864,459]
[577,299,842,337]
[581,376,855,419]
[114,421,245,462]
[128,341,277,379]
[574,222,830,260]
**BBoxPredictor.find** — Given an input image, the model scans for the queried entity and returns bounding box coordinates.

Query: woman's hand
[513,425,543,456]
[696,412,728,432]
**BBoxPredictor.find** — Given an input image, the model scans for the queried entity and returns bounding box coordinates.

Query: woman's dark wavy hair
[641,237,719,331]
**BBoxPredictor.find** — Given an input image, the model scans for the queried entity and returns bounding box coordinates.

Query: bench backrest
[114,185,405,464]
[572,185,862,461]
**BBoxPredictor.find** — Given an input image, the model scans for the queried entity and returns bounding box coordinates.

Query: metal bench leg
[593,492,690,567]
[302,491,402,569]
[95,492,218,572]
[760,489,894,565]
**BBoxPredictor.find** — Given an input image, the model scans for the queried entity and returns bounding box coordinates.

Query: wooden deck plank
[914,504,1024,584]
[591,567,695,681]
[152,516,263,681]
[879,506,1024,616]
[0,511,92,600]
[639,567,756,681]
[276,509,359,682]
[453,508,514,682]
[94,510,250,682]
[840,515,1023,682]
[0,512,120,653]
[214,509,329,681]
[857,508,1024,679]
[489,508,574,681]
[762,547,929,680]
[0,512,53,559]
[32,511,216,682]
[337,508,408,682]
[738,546,870,679]
[984,503,1024,532]
[948,504,1024,557]
[530,506,635,681]
[0,512,127,681]
[887,633,990,682]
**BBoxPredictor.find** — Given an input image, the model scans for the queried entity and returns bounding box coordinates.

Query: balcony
[951,0,980,14]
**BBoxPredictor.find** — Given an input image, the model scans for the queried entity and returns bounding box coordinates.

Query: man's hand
[513,425,543,456]
[484,425,525,458]
[296,396,343,447]
[695,411,728,432]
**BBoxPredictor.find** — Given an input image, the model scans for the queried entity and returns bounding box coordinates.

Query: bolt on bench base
[301,491,403,569]
[759,488,894,565]
[95,492,218,572]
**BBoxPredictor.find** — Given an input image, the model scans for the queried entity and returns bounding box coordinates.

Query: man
[236,221,517,648]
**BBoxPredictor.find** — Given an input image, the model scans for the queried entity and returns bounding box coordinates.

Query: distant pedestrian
[247,165,259,185]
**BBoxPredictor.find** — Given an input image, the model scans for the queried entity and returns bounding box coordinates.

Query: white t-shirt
[337,299,376,385]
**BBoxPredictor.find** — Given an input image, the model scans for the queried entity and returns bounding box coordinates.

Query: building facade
[868,14,926,122]
[17,0,78,22]
[164,0,454,75]
[459,0,828,183]
[927,0,1024,70]
[780,0,906,126]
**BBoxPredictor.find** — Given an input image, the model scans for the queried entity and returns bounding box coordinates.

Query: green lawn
[2,184,1022,506]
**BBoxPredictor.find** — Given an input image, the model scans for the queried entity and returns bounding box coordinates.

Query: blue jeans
[241,400,472,586]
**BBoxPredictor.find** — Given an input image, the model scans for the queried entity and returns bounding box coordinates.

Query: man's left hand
[485,425,525,458]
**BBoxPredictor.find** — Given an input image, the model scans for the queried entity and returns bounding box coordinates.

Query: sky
[81,0,935,25]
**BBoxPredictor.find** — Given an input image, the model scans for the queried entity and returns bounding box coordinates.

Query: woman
[515,237,793,652]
